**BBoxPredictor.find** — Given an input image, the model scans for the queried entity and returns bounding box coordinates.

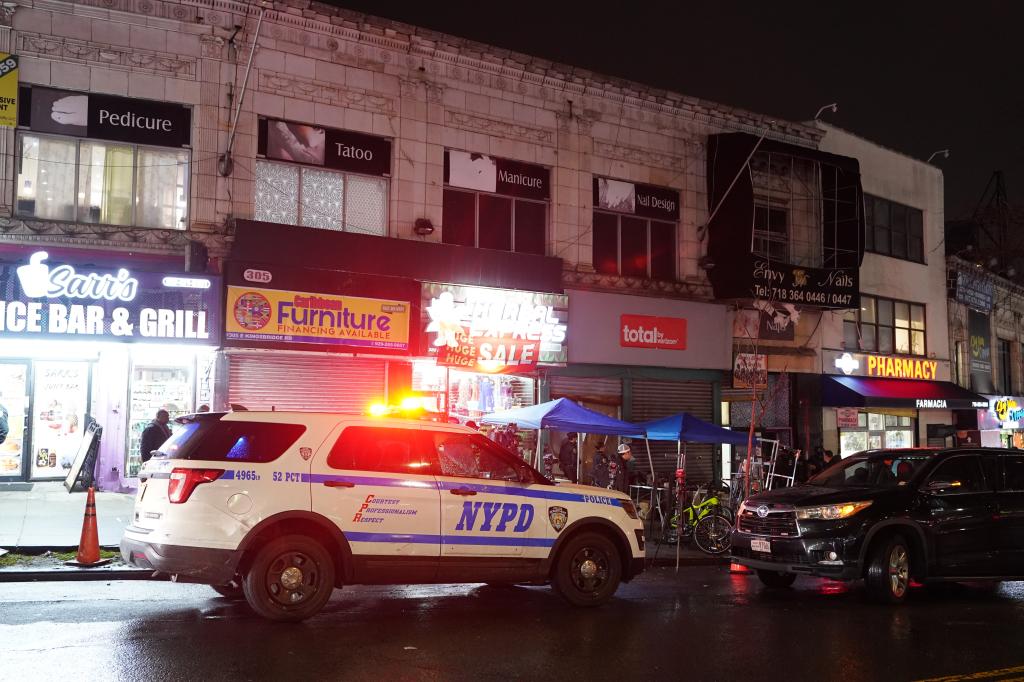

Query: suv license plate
[751,539,771,553]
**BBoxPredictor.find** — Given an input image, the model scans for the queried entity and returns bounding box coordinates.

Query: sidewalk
[0,482,135,551]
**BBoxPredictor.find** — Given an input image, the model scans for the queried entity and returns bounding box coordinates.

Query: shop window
[593,211,675,280]
[441,188,546,255]
[865,194,924,263]
[752,205,788,261]
[17,133,189,229]
[327,426,435,475]
[844,294,925,356]
[127,364,195,478]
[998,339,1013,393]
[839,411,916,457]
[254,160,387,235]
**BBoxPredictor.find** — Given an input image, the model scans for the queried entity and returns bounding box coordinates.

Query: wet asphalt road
[2,567,1024,682]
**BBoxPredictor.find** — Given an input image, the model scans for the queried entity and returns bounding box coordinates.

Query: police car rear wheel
[242,535,335,622]
[554,532,622,607]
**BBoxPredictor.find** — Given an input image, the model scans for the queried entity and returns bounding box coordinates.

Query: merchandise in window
[843,294,925,356]
[441,188,546,255]
[592,211,675,280]
[865,194,924,263]
[16,134,189,229]
[254,159,388,236]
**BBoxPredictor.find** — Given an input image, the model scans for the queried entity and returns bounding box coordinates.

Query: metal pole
[576,433,583,485]
[444,366,450,420]
[219,7,266,175]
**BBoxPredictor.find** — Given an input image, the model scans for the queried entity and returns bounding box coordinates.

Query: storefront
[822,350,987,457]
[552,289,730,484]
[0,246,220,488]
[414,282,569,461]
[975,396,1024,448]
[221,261,420,412]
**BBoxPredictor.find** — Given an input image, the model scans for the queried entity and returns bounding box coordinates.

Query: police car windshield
[807,454,931,488]
[155,421,202,458]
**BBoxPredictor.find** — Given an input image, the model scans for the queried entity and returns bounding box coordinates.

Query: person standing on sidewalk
[558,433,578,483]
[140,409,172,463]
[612,443,635,493]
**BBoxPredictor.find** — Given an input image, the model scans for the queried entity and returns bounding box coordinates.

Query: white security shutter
[632,379,715,482]
[229,353,386,413]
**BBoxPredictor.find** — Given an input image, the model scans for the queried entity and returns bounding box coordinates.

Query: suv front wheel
[864,534,911,604]
[242,534,336,622]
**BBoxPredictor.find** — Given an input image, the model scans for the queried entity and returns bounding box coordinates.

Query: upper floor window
[593,177,678,280]
[843,294,926,356]
[254,118,390,235]
[442,150,548,255]
[15,86,192,230]
[865,194,924,263]
[752,205,788,261]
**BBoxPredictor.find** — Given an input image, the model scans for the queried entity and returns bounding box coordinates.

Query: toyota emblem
[756,505,770,518]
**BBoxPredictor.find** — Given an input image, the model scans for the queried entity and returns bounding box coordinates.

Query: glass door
[127,361,195,478]
[30,361,90,480]
[0,362,30,480]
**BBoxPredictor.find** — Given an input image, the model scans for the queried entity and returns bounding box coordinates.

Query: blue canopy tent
[482,398,641,477]
[637,413,754,446]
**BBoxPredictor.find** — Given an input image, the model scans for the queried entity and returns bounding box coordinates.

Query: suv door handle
[450,487,477,496]
[324,480,355,488]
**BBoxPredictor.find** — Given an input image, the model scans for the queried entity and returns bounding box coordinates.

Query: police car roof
[193,410,478,432]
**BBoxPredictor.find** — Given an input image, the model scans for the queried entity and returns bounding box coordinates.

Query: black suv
[730,448,1024,602]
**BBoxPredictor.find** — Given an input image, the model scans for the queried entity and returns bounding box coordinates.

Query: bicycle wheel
[693,514,733,555]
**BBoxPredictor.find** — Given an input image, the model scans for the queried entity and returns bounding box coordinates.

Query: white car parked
[121,411,646,621]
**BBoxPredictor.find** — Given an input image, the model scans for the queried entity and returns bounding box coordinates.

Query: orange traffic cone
[66,487,111,567]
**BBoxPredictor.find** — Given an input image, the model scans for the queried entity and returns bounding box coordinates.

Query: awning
[822,376,989,410]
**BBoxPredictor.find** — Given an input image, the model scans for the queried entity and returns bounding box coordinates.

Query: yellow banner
[0,53,18,128]
[225,285,410,350]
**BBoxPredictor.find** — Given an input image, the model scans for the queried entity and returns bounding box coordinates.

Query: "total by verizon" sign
[619,314,686,351]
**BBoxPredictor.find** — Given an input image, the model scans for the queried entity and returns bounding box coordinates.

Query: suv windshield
[807,453,932,488]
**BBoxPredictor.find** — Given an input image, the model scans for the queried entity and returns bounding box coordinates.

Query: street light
[927,149,950,163]
[814,103,838,120]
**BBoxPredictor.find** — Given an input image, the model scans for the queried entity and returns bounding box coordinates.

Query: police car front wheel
[242,534,336,622]
[553,531,623,607]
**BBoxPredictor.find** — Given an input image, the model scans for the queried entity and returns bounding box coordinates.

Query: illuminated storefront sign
[0,250,219,343]
[991,396,1024,428]
[832,351,939,380]
[225,285,410,351]
[422,283,568,373]
[619,314,686,350]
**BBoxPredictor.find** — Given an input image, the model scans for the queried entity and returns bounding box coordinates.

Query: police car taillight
[168,468,224,504]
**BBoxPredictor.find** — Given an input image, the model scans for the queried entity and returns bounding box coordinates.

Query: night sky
[333,1,1022,220]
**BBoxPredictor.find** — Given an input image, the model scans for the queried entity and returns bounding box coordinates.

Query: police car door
[429,429,548,562]
[310,422,441,582]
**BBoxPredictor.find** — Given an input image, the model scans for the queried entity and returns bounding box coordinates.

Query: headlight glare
[796,500,872,520]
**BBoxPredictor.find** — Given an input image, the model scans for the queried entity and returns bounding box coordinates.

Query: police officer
[612,443,635,492]
[558,433,578,483]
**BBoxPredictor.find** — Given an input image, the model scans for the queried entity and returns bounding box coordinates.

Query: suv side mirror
[923,479,962,493]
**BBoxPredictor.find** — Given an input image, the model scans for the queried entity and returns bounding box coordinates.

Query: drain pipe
[218,6,266,177]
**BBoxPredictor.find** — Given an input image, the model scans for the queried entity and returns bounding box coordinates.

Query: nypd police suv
[121,411,646,621]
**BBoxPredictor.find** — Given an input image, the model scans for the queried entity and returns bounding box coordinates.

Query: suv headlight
[795,501,872,520]
[620,499,639,519]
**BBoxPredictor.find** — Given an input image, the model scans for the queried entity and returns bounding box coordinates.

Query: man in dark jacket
[140,409,171,463]
[558,433,578,483]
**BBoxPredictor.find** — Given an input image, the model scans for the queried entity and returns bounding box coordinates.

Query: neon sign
[17,252,138,301]
[866,355,938,380]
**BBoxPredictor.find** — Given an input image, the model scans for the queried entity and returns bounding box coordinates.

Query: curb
[0,568,160,583]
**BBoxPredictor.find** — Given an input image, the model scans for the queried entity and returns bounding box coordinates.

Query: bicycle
[666,483,733,555]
